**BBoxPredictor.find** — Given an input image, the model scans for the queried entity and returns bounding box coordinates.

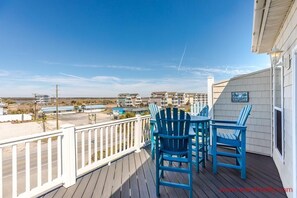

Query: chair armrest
[211,124,247,130]
[211,119,237,124]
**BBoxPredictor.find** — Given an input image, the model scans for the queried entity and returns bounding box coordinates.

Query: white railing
[75,115,150,177]
[0,114,151,198]
[0,129,64,198]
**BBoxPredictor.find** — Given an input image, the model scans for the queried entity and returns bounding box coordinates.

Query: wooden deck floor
[41,148,287,198]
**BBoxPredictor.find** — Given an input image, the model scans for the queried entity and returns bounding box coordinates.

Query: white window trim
[273,57,284,162]
[292,45,297,198]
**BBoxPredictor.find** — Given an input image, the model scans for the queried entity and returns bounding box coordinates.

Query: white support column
[292,47,297,198]
[61,124,77,188]
[207,76,214,118]
[208,76,214,147]
[134,114,142,153]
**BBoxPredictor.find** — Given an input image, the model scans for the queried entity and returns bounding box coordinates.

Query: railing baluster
[12,145,17,198]
[100,128,103,160]
[119,123,122,152]
[82,131,85,168]
[57,135,61,178]
[111,125,113,155]
[123,123,127,150]
[0,148,2,198]
[94,129,98,162]
[88,130,91,165]
[75,132,78,169]
[25,142,30,192]
[105,127,108,158]
[37,140,42,187]
[115,125,118,154]
[127,122,130,148]
[48,137,52,182]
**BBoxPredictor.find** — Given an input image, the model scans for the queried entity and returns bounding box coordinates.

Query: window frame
[273,57,284,161]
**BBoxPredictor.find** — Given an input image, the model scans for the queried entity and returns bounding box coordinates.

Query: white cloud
[0,70,9,77]
[0,71,207,97]
[41,61,151,71]
[166,65,266,76]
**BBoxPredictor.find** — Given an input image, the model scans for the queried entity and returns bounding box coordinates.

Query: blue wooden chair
[190,102,207,116]
[211,105,252,179]
[154,108,194,197]
[149,103,160,160]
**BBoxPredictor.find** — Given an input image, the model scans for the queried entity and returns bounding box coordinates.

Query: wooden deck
[40,148,287,198]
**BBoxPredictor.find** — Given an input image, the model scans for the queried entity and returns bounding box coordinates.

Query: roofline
[252,0,271,53]
[213,68,271,85]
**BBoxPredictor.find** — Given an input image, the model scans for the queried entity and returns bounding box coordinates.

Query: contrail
[178,44,187,71]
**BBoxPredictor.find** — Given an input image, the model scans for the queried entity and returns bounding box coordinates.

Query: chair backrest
[149,103,160,120]
[156,108,191,153]
[234,105,252,137]
[191,102,208,116]
[199,105,209,117]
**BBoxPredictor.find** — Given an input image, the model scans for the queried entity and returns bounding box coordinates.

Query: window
[274,62,283,157]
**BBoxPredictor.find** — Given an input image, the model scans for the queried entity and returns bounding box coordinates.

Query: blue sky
[0,0,268,97]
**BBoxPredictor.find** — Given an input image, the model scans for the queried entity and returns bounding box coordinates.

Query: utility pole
[56,85,59,129]
[34,93,37,120]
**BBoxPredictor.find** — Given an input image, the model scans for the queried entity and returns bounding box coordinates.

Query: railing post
[208,76,214,146]
[61,124,77,188]
[135,114,142,153]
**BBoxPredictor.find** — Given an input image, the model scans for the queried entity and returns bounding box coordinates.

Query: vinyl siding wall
[212,69,272,156]
[271,1,297,197]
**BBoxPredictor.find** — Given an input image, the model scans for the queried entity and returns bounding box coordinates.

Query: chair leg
[161,153,164,178]
[241,130,246,180]
[212,128,217,174]
[156,148,160,196]
[202,124,206,168]
[236,147,239,166]
[150,123,155,160]
[195,134,199,173]
[206,127,210,161]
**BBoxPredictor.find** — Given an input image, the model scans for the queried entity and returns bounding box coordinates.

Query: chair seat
[217,132,241,147]
[217,132,237,140]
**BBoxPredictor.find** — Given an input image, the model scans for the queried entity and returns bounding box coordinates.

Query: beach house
[251,0,297,197]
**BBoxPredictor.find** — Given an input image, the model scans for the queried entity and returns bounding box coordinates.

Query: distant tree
[81,104,86,112]
[74,105,79,112]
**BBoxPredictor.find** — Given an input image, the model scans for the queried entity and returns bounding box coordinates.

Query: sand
[0,112,113,141]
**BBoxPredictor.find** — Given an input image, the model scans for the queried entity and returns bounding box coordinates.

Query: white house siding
[212,69,272,156]
[271,1,297,196]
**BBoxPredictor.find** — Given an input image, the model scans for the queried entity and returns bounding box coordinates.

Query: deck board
[41,147,288,198]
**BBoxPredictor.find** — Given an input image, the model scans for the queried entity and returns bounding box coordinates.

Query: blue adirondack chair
[190,102,207,116]
[148,103,160,160]
[154,108,194,197]
[211,105,252,179]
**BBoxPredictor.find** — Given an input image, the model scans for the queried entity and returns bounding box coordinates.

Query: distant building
[117,93,142,107]
[149,91,208,107]
[35,95,50,104]
[187,93,208,105]
[149,92,168,108]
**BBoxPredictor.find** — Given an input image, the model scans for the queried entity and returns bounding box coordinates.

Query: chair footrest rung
[163,155,189,163]
[217,162,241,169]
[160,181,191,190]
[159,165,190,173]
[216,151,241,158]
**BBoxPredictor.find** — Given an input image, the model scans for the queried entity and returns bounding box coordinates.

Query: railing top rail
[75,115,150,131]
[0,129,63,147]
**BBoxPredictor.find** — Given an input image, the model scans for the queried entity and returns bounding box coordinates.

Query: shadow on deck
[41,147,287,198]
